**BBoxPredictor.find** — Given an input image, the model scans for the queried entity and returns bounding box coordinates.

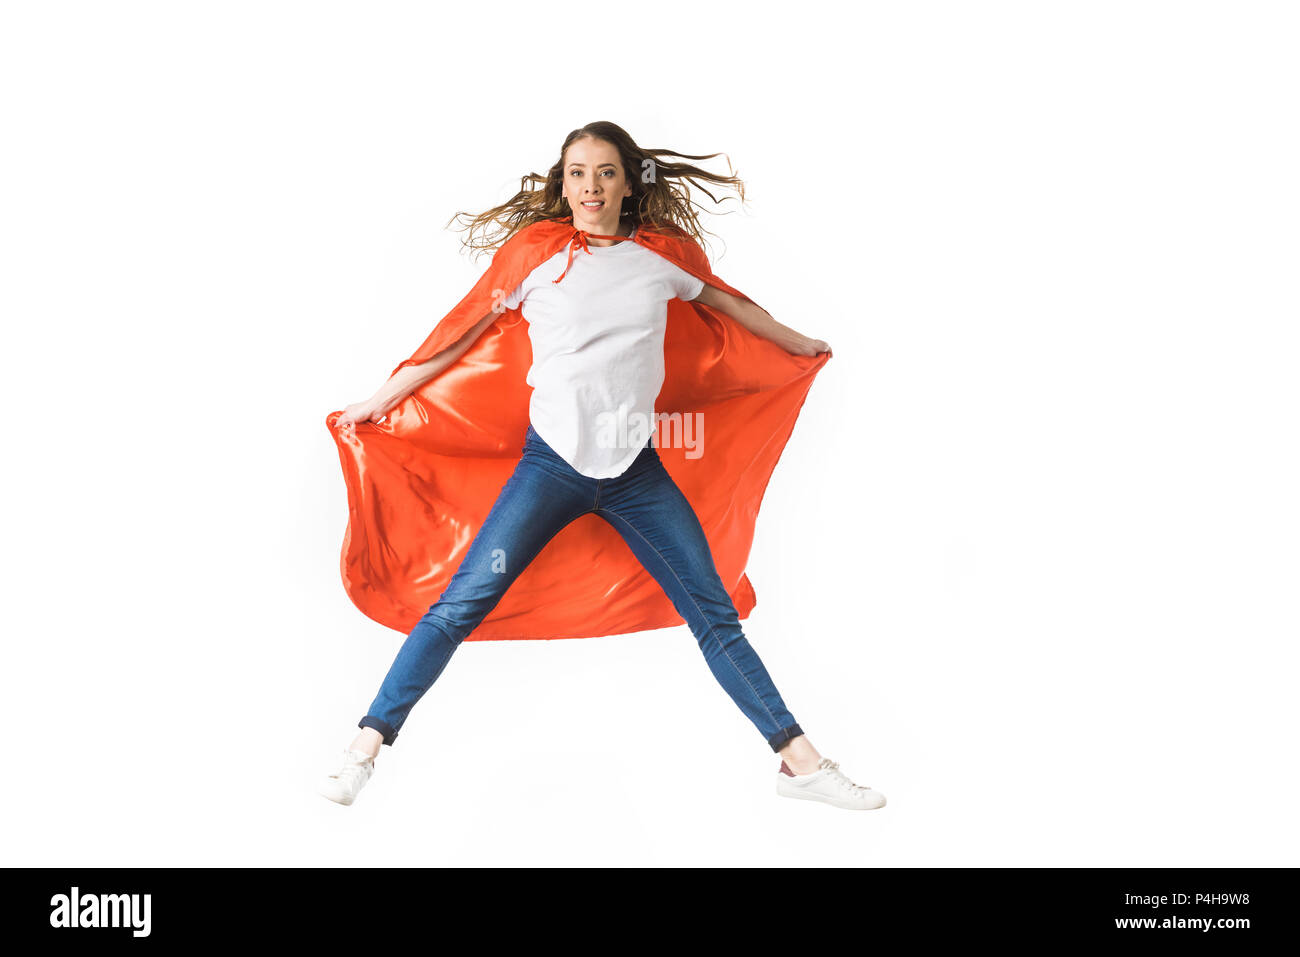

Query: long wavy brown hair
[445,121,748,261]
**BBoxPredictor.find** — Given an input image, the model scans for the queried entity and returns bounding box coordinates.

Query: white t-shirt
[501,227,707,479]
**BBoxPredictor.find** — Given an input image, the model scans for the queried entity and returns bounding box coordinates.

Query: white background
[2,1,1296,866]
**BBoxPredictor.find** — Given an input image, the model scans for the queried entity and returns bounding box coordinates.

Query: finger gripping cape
[325,216,831,641]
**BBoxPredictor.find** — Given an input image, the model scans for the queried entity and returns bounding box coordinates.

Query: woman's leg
[353,432,594,753]
[596,442,817,764]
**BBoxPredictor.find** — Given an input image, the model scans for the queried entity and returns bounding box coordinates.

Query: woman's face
[561,137,632,237]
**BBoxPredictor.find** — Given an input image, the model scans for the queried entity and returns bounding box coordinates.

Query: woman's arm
[376,308,499,410]
[336,308,500,431]
[691,284,830,357]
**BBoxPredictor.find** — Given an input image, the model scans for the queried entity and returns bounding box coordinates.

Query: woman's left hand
[782,334,831,357]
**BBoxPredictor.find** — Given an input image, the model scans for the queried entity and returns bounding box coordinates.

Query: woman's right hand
[336,400,389,434]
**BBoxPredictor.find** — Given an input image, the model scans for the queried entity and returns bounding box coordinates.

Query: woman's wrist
[762,324,812,354]
[774,328,808,352]
[369,375,411,415]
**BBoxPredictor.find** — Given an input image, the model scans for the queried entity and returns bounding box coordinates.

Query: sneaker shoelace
[333,755,371,790]
[818,759,873,795]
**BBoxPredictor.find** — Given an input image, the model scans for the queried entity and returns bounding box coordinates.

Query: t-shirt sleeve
[666,263,706,302]
[500,281,527,312]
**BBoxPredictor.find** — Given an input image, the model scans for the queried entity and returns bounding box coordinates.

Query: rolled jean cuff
[358,715,398,746]
[767,723,804,753]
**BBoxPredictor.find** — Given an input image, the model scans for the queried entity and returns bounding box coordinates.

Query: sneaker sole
[776,780,886,810]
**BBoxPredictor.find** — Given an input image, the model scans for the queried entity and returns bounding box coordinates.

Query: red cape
[325,216,831,640]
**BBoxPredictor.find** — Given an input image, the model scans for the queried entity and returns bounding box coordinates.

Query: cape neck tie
[552,226,637,284]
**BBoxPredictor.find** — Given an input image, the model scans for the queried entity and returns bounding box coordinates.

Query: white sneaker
[318,749,375,806]
[776,757,886,810]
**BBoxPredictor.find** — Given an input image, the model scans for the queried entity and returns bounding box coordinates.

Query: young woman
[320,122,885,811]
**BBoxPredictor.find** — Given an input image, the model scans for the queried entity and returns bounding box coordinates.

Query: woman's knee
[414,608,477,646]
[421,579,508,638]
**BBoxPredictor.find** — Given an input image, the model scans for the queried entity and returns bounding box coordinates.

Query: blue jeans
[358,423,804,753]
